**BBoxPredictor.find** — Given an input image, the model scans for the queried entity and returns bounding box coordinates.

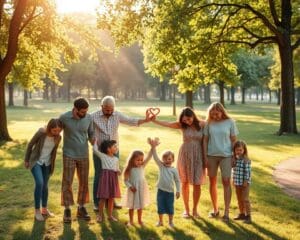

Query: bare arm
[203,135,209,167]
[142,148,153,167]
[152,119,181,129]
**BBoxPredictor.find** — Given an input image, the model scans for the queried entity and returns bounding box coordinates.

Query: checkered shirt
[91,110,139,146]
[233,158,251,186]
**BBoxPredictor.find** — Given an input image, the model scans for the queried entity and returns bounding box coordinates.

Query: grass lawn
[0,99,300,240]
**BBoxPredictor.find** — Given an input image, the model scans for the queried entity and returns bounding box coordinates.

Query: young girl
[152,107,205,218]
[93,140,121,222]
[232,140,252,224]
[24,118,62,221]
[122,147,152,226]
[203,102,238,222]
[148,138,180,228]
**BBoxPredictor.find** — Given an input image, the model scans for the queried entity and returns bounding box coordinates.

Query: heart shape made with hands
[146,107,160,118]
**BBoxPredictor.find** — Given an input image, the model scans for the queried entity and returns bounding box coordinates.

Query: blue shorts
[157,189,174,214]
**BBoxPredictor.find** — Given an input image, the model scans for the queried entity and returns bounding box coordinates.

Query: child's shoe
[169,222,175,228]
[243,215,252,224]
[156,221,163,227]
[108,216,118,222]
[42,209,55,218]
[96,214,104,223]
[233,213,246,220]
[35,212,45,221]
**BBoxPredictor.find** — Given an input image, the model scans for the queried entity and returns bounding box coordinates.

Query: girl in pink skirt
[93,140,121,222]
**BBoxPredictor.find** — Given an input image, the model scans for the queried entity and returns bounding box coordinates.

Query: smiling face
[134,154,144,167]
[108,143,118,155]
[163,154,174,167]
[181,116,194,126]
[209,109,223,121]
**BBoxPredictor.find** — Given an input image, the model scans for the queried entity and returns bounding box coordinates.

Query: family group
[24,96,252,228]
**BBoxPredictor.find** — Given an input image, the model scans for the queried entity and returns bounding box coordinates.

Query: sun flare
[56,0,100,14]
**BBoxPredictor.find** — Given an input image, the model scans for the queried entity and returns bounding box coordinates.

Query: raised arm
[93,143,106,159]
[152,119,181,129]
[142,148,153,167]
[147,137,163,167]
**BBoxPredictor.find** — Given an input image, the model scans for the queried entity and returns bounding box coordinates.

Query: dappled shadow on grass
[58,223,76,240]
[78,220,97,240]
[97,218,132,240]
[162,227,195,240]
[12,220,46,240]
[251,167,300,218]
[135,225,160,240]
[192,217,285,240]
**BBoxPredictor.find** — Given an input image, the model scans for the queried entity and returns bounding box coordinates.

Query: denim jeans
[31,163,51,209]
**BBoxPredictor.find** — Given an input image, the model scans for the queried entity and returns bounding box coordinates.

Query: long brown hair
[179,107,201,131]
[206,102,230,123]
[46,118,62,135]
[123,150,144,180]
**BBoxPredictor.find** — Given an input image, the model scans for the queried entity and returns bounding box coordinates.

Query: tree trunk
[0,0,28,141]
[172,84,176,116]
[297,87,300,105]
[160,81,167,101]
[8,82,14,106]
[230,86,235,105]
[23,90,28,106]
[277,89,280,105]
[204,85,211,104]
[219,81,225,107]
[278,47,297,133]
[0,82,12,141]
[242,87,246,104]
[185,91,193,108]
[268,89,272,103]
[226,88,230,101]
[51,82,56,103]
[260,87,264,101]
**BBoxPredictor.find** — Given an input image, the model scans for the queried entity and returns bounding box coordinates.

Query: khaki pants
[235,185,251,215]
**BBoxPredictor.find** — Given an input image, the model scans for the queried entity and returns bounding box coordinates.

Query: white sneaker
[35,212,45,221]
[169,222,175,228]
[156,221,163,227]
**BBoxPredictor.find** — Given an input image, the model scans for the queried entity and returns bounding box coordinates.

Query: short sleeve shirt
[204,119,238,157]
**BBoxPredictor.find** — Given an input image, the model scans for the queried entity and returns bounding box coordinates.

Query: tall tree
[98,0,300,134]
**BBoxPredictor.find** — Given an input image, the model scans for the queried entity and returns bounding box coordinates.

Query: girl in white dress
[122,148,152,226]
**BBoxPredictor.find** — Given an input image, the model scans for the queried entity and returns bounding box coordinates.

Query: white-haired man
[91,96,152,210]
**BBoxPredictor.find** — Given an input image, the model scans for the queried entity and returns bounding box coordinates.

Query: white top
[93,144,119,172]
[152,148,180,193]
[203,119,238,157]
[37,136,55,166]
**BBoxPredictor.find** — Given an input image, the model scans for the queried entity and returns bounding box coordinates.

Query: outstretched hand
[147,137,160,147]
[146,107,160,121]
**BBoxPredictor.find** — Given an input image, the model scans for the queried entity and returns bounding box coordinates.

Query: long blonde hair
[206,102,230,123]
[123,150,144,180]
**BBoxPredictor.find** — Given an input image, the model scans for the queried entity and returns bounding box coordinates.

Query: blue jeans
[31,164,51,209]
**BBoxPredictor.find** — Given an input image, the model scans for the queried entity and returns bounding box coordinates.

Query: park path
[273,157,300,200]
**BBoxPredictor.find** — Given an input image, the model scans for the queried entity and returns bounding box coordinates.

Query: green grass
[0,99,300,240]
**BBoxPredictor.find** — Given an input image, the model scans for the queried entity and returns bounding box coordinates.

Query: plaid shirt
[233,158,251,186]
[91,110,139,146]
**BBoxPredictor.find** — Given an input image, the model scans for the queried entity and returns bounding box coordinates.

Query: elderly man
[91,96,152,210]
[59,97,94,223]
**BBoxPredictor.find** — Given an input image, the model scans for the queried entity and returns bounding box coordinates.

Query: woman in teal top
[203,102,238,222]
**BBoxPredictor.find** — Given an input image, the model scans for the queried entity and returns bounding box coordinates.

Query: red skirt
[97,169,121,199]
